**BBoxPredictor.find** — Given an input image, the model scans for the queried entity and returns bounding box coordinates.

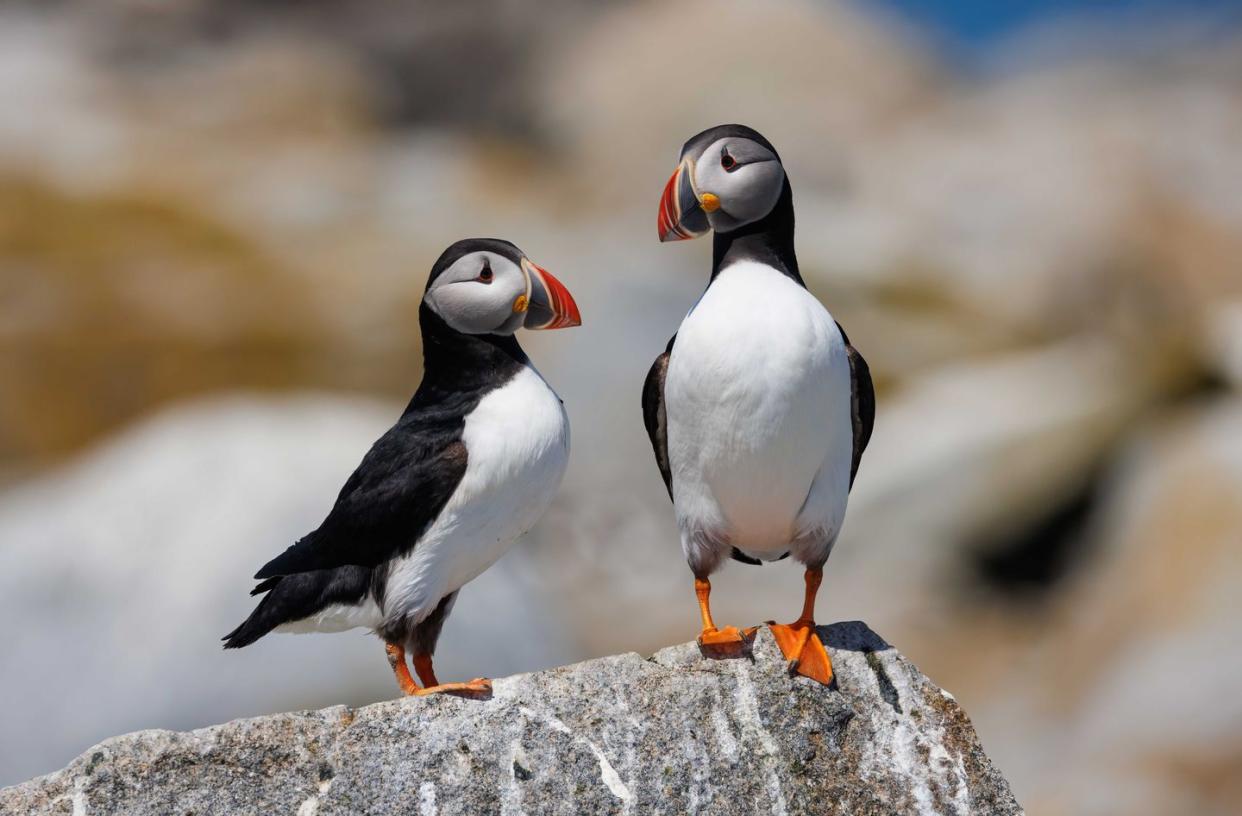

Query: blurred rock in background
[1,1,1240,813]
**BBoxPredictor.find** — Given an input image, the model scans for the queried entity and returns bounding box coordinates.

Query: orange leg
[768,568,834,685]
[385,642,420,696]
[386,643,491,698]
[413,652,438,688]
[695,578,751,656]
[411,652,491,698]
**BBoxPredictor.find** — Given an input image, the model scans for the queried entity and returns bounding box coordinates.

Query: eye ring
[721,148,737,172]
[478,260,494,283]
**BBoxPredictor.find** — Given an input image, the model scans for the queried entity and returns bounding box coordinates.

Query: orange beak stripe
[658,158,710,242]
[523,261,581,330]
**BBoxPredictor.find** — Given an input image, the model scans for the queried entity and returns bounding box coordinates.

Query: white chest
[665,261,852,552]
[384,364,570,625]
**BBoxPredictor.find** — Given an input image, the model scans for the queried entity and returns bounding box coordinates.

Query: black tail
[250,576,281,596]
[222,578,286,649]
[729,547,790,566]
[222,566,373,650]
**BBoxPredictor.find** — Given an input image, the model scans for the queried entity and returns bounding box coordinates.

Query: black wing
[836,321,875,489]
[254,413,468,579]
[641,334,676,501]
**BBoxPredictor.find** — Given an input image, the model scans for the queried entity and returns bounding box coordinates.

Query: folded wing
[255,415,469,579]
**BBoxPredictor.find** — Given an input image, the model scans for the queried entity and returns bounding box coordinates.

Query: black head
[680,124,781,164]
[658,124,788,241]
[423,238,581,335]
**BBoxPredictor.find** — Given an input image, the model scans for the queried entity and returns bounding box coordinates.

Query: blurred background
[1,0,1240,812]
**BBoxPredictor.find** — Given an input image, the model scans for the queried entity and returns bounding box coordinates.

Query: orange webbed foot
[697,625,758,658]
[768,620,834,686]
[413,678,493,699]
[693,577,757,658]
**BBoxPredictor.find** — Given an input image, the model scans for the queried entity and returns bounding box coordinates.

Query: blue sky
[875,0,1241,53]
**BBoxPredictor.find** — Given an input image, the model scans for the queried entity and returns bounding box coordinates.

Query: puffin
[645,124,874,685]
[224,238,581,697]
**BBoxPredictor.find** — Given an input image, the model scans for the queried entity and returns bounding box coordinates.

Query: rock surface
[0,623,1020,815]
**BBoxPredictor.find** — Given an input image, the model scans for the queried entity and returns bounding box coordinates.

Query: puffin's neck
[411,304,528,406]
[710,180,803,286]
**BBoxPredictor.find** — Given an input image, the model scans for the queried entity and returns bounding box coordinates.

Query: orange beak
[522,260,581,330]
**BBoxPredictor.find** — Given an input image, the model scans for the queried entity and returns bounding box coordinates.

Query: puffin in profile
[645,125,874,685]
[224,238,581,697]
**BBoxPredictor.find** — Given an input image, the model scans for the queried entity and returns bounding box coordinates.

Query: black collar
[409,303,528,410]
[710,178,803,287]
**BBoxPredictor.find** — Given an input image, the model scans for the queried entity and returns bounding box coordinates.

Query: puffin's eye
[721,148,737,171]
[478,261,493,283]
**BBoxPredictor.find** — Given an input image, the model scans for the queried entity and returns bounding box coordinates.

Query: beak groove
[658,158,710,242]
[522,260,581,330]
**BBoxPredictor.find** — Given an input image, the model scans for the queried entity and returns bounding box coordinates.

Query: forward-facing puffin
[645,125,874,685]
[224,238,580,697]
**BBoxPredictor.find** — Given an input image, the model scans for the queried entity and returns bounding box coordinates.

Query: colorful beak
[521,259,581,330]
[658,158,710,242]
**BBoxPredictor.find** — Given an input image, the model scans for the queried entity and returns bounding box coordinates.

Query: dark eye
[721,148,737,171]
[478,261,493,283]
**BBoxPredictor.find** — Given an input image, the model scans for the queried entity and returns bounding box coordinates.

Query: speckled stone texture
[0,622,1021,815]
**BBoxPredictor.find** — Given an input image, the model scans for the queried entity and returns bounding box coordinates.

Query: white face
[692,137,784,233]
[424,251,528,335]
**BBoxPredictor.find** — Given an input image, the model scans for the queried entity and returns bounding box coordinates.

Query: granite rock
[0,623,1021,815]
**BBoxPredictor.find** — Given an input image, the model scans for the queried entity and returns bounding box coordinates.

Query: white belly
[383,364,569,626]
[275,600,383,635]
[666,261,853,559]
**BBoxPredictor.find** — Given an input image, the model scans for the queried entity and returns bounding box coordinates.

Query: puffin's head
[658,124,786,242]
[424,238,581,335]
